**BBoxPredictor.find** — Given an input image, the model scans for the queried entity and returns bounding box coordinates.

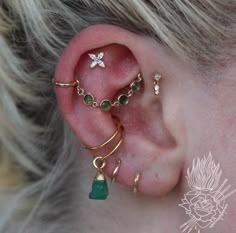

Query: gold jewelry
[84,117,124,200]
[52,73,142,111]
[111,160,121,183]
[84,118,121,150]
[153,74,162,95]
[133,172,141,193]
[52,79,78,87]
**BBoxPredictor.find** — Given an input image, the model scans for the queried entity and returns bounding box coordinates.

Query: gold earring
[52,79,78,87]
[111,159,121,183]
[133,172,141,193]
[84,117,124,200]
[84,118,121,150]
[52,73,142,111]
[153,74,162,95]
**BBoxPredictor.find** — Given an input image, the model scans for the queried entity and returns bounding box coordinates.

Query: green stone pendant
[89,172,109,200]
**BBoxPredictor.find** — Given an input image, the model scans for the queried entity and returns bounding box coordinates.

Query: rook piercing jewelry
[133,172,141,193]
[89,52,105,68]
[52,73,143,111]
[111,159,121,183]
[153,73,162,95]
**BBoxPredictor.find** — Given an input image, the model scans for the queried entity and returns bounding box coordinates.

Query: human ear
[53,25,184,196]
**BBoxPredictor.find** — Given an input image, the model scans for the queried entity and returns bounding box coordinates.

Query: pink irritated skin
[54,25,236,233]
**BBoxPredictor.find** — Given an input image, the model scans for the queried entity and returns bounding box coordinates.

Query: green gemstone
[100,100,112,111]
[89,179,109,200]
[131,81,141,92]
[118,94,129,105]
[83,94,94,105]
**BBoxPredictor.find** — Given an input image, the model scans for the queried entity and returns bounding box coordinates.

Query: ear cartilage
[153,73,162,95]
[89,52,105,68]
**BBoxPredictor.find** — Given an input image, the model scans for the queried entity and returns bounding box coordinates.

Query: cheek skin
[178,70,236,226]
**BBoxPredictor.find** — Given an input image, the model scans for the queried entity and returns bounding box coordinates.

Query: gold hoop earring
[84,117,124,200]
[111,160,121,183]
[84,117,121,150]
[52,79,77,87]
[133,172,141,193]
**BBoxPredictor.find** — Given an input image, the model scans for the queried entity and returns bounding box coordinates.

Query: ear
[53,24,184,196]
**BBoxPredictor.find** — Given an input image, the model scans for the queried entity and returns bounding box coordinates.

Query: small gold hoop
[93,156,106,169]
[133,172,141,193]
[84,121,121,150]
[111,160,121,183]
[52,79,78,88]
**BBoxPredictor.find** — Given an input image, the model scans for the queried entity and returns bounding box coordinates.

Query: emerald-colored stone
[118,94,129,105]
[89,179,109,200]
[100,100,112,111]
[131,81,141,92]
[83,94,94,105]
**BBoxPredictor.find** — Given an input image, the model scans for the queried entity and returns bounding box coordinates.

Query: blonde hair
[0,0,236,232]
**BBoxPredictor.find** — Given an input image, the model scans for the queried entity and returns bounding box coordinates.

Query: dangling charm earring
[84,117,124,200]
[153,74,162,95]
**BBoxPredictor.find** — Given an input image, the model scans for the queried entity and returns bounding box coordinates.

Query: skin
[54,25,236,233]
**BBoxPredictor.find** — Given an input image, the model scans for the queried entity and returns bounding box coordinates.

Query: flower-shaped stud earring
[89,52,105,68]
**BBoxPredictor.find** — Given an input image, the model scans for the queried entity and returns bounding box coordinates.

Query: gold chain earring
[52,73,142,111]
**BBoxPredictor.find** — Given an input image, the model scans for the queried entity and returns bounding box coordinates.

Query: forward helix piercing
[133,172,141,193]
[52,73,142,111]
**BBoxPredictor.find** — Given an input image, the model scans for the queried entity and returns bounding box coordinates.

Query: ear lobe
[54,25,184,196]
